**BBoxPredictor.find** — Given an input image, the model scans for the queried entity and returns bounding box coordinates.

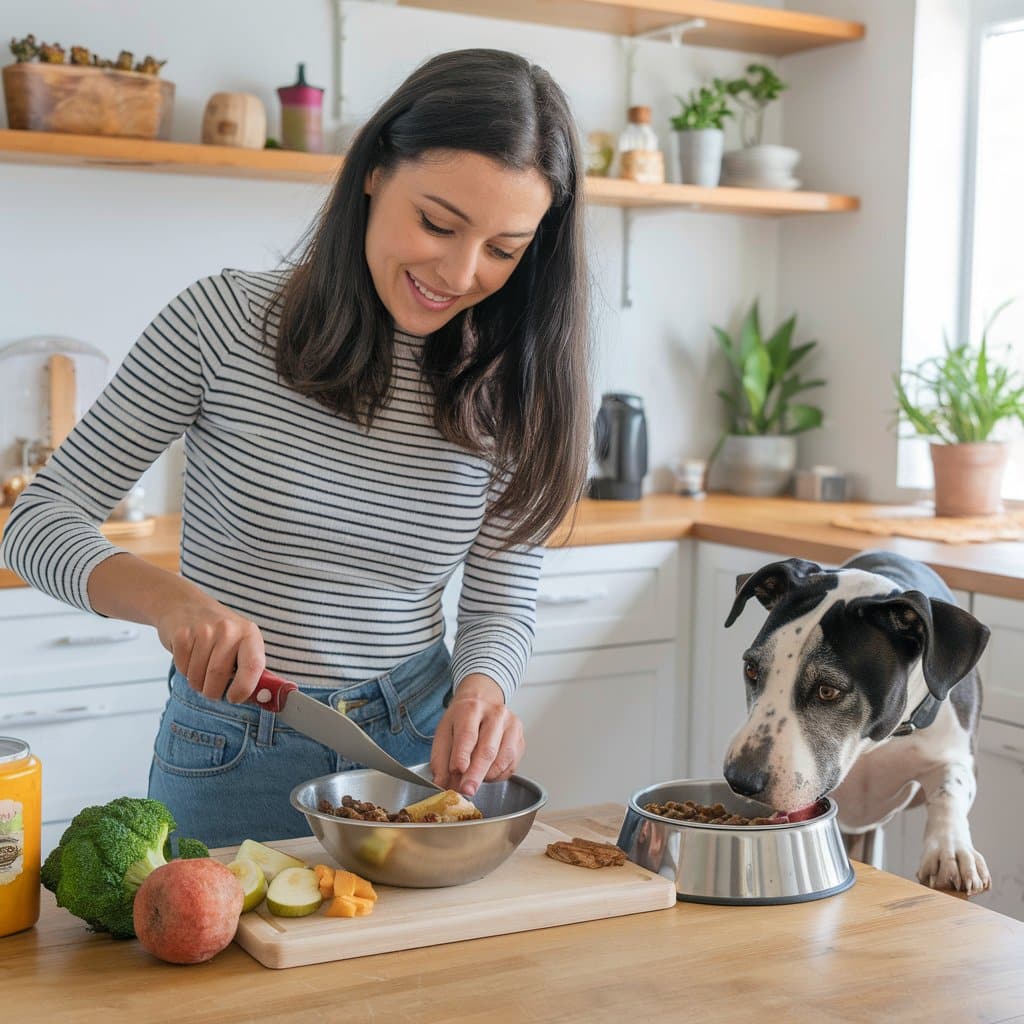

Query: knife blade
[248,670,442,792]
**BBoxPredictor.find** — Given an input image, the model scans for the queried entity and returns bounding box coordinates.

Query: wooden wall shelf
[394,0,865,55]
[586,175,858,214]
[0,130,341,183]
[0,131,859,216]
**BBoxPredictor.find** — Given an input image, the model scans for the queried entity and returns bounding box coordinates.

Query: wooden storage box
[2,63,174,139]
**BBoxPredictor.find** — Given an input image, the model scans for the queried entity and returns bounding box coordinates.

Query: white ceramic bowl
[723,145,801,174]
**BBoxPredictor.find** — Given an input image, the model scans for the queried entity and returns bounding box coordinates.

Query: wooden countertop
[2,495,1023,599]
[550,494,1024,599]
[6,804,1024,1023]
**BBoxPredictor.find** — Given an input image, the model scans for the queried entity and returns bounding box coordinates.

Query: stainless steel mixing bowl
[290,765,547,888]
[617,778,855,905]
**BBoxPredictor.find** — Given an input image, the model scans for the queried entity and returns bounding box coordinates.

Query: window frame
[959,0,1024,347]
[958,0,1024,501]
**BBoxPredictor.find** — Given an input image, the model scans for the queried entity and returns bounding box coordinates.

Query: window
[962,0,1024,499]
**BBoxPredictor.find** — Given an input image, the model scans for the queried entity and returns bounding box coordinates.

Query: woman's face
[364,150,553,336]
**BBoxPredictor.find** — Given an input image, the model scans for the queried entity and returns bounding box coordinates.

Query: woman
[1,49,590,847]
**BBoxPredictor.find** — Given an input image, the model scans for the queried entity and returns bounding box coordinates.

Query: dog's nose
[724,763,769,798]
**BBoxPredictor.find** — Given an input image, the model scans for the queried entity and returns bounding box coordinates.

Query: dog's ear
[855,591,991,699]
[724,558,827,628]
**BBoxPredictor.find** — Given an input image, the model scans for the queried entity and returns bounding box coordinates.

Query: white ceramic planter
[675,128,724,187]
[718,435,797,497]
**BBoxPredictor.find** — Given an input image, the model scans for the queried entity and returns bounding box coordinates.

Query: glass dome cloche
[0,336,109,506]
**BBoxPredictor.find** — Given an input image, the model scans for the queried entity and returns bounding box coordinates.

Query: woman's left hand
[429,674,525,797]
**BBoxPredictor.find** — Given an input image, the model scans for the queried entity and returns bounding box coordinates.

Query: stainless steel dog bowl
[617,778,854,905]
[290,765,547,888]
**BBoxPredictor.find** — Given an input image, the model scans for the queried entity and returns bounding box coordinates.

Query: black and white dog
[722,550,992,894]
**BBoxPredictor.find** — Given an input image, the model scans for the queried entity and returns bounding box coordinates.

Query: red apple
[133,858,244,964]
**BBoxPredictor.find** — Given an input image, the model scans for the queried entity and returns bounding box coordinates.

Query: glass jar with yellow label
[0,737,41,936]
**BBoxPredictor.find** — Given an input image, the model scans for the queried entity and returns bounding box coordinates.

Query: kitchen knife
[248,670,442,792]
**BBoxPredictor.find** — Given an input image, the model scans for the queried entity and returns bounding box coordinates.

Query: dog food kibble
[643,800,782,826]
[319,795,415,822]
[317,790,484,823]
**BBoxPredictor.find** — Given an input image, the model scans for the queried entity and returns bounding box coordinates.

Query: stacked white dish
[721,145,801,191]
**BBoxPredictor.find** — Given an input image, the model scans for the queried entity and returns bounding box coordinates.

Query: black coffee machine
[589,392,648,500]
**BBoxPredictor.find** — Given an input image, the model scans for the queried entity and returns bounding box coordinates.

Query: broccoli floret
[41,797,208,939]
[174,836,210,859]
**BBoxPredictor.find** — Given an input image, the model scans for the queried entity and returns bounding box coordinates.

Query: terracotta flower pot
[929,441,1008,517]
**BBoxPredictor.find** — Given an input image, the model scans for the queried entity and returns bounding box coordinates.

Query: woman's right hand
[155,592,266,704]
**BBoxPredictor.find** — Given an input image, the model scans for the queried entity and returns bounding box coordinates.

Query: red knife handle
[249,670,298,712]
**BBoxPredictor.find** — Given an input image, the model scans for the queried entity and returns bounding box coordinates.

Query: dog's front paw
[917,840,992,895]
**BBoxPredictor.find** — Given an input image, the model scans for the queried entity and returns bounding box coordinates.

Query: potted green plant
[712,300,825,496]
[670,79,731,187]
[720,64,798,190]
[894,302,1024,516]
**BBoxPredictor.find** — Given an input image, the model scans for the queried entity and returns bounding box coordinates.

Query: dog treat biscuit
[546,836,626,868]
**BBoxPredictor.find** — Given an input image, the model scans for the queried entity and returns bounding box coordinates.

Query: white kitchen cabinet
[969,594,1024,918]
[0,587,169,857]
[973,594,1024,729]
[515,642,677,810]
[443,541,680,655]
[688,540,781,778]
[967,717,1024,917]
[444,541,684,808]
[0,587,170,695]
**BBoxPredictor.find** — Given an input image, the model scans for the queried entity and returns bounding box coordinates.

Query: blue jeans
[148,640,452,850]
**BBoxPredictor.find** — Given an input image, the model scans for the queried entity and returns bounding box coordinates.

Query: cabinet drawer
[0,678,167,848]
[974,594,1024,728]
[443,542,680,656]
[0,588,168,696]
[969,717,1024,921]
[533,542,679,651]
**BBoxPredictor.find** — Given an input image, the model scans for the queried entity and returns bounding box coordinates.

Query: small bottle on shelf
[617,106,664,185]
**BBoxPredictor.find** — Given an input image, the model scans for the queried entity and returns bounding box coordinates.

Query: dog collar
[891,694,942,737]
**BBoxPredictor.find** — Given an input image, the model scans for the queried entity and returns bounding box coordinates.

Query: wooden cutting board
[218,822,677,969]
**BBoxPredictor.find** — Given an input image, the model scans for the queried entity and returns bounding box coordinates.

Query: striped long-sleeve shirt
[1,270,543,701]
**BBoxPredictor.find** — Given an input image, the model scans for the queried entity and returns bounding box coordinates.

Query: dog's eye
[743,661,759,684]
[817,684,842,703]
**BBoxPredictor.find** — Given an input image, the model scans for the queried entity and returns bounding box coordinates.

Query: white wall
[778,0,920,502]
[4,0,936,512]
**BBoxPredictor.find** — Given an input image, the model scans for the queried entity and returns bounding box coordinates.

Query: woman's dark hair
[269,48,590,549]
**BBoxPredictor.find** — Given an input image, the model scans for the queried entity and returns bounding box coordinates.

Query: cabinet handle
[536,586,609,606]
[54,627,140,647]
[0,705,112,727]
